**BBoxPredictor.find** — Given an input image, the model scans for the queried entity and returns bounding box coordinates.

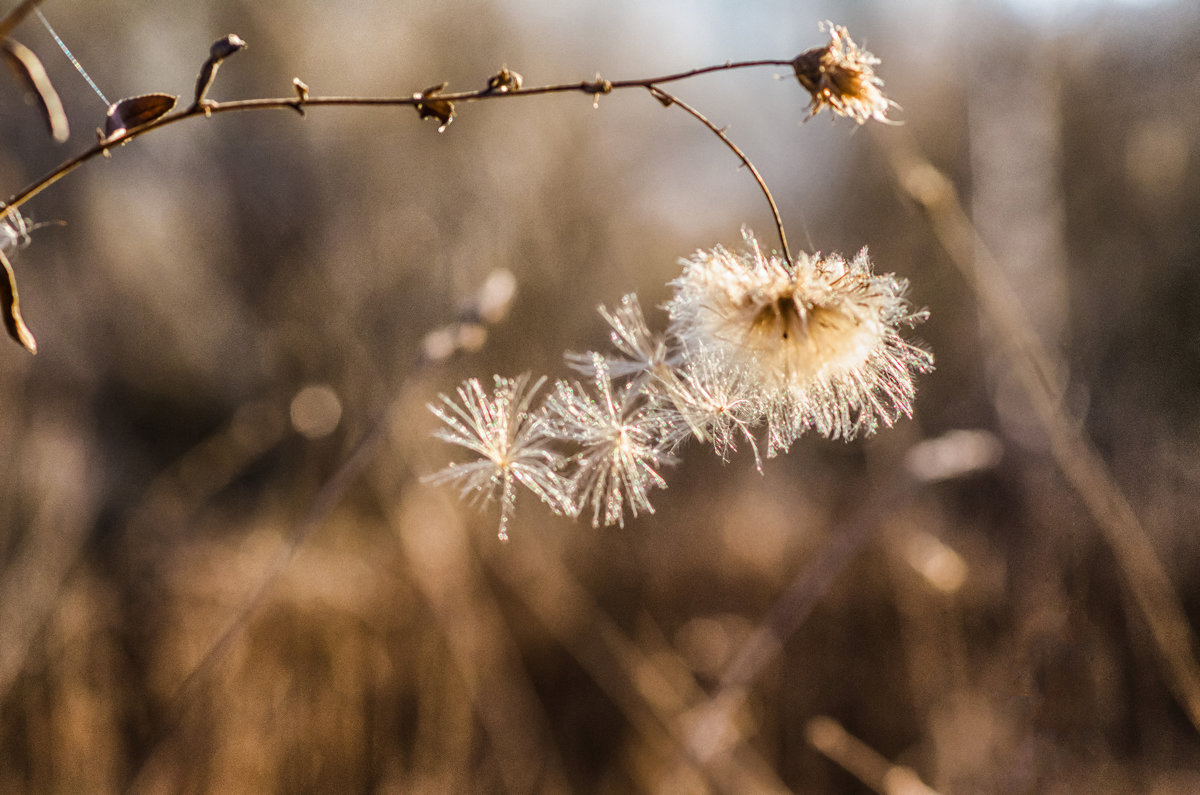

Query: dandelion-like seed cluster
[426,231,932,537]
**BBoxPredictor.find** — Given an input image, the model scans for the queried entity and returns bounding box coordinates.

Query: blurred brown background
[2,0,1199,791]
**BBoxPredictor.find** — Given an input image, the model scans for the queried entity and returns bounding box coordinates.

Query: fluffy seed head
[424,374,572,540]
[667,232,932,448]
[543,357,672,528]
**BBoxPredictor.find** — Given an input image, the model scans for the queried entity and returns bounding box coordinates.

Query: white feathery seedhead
[424,374,572,540]
[667,231,932,450]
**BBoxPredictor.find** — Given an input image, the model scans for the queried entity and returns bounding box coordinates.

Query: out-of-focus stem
[0,0,44,40]
[807,716,941,795]
[876,125,1200,735]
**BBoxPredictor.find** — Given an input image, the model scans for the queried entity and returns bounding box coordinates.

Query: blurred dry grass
[2,1,1200,792]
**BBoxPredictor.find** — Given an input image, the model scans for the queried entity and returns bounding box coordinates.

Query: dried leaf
[102,93,176,141]
[0,248,36,353]
[2,38,68,142]
[413,82,454,132]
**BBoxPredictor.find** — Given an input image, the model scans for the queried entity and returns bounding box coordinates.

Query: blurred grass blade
[2,37,69,142]
[0,0,43,40]
[0,249,36,353]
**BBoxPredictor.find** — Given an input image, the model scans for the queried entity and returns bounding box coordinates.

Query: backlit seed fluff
[792,22,896,124]
[424,374,573,540]
[666,232,932,448]
[427,229,933,534]
[542,357,672,528]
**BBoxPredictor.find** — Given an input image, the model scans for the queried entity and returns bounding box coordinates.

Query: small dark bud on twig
[584,74,612,108]
[209,34,246,61]
[484,67,523,94]
[291,77,309,116]
[191,33,247,111]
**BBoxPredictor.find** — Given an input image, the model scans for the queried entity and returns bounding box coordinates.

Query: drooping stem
[646,85,792,266]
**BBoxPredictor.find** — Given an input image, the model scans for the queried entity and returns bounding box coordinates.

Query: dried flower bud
[192,33,247,110]
[485,66,523,93]
[413,83,455,132]
[792,22,895,124]
[209,34,246,61]
[291,77,309,116]
[585,74,612,109]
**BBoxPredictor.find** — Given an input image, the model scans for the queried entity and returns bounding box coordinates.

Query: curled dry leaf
[413,82,454,132]
[0,249,36,354]
[102,93,177,142]
[2,38,69,142]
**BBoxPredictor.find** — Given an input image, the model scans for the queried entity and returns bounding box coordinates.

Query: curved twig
[646,85,792,266]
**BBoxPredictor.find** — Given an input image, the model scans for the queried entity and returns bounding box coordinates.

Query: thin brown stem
[4,58,796,211]
[647,85,792,265]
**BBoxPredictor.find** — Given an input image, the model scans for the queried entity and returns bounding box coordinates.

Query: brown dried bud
[291,77,309,115]
[792,23,896,125]
[413,83,455,132]
[192,34,247,110]
[209,34,247,61]
[485,67,523,93]
[585,74,612,109]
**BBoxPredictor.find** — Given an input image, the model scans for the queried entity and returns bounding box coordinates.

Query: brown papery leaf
[102,93,176,140]
[0,249,36,354]
[2,38,69,142]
